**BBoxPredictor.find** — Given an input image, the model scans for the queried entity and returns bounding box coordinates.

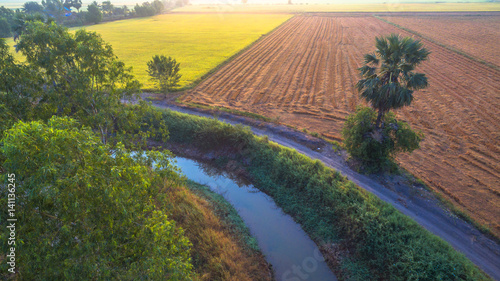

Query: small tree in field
[343,34,429,171]
[147,55,181,96]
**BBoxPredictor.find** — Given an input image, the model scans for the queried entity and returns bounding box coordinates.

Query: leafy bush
[0,117,193,280]
[342,107,423,171]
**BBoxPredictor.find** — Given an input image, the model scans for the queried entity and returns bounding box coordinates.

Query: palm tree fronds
[406,73,428,90]
[356,34,429,128]
[363,53,379,65]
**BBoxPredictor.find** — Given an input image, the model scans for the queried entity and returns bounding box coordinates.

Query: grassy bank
[165,180,271,280]
[148,107,491,280]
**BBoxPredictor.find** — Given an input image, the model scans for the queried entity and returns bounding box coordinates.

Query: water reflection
[174,157,337,281]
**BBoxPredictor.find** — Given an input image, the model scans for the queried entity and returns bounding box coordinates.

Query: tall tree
[63,0,82,11]
[23,1,44,14]
[11,12,46,40]
[85,1,102,24]
[152,0,164,14]
[101,0,114,16]
[41,0,65,23]
[356,34,430,129]
[12,21,166,147]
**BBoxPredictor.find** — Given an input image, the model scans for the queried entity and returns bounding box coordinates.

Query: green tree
[11,11,46,40]
[147,55,181,96]
[0,38,43,134]
[152,0,164,14]
[0,7,14,38]
[101,0,114,16]
[41,0,65,23]
[0,6,15,23]
[0,17,10,38]
[23,1,44,14]
[343,34,428,171]
[342,107,423,171]
[63,0,82,11]
[134,2,155,17]
[85,1,102,24]
[356,34,430,129]
[0,116,194,280]
[11,20,167,147]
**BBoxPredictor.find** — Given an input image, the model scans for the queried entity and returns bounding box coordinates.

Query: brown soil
[181,15,500,236]
[380,15,500,67]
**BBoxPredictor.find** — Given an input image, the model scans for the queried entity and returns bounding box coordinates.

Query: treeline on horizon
[0,0,190,38]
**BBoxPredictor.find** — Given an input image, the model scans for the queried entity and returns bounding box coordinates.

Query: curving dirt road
[147,98,500,280]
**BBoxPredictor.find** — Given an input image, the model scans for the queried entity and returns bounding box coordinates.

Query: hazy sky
[1,0,487,9]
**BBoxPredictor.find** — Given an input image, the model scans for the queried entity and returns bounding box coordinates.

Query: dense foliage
[0,116,193,280]
[147,55,182,95]
[0,7,15,38]
[85,1,102,24]
[342,107,423,171]
[148,108,490,281]
[134,0,164,17]
[0,21,167,147]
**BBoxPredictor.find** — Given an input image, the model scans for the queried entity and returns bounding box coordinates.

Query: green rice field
[8,13,292,90]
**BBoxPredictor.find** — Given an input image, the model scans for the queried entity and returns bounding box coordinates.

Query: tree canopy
[356,34,430,128]
[85,1,102,24]
[3,20,167,147]
[147,55,181,95]
[0,116,193,279]
[23,1,44,14]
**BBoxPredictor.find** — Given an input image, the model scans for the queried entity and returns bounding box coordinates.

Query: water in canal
[174,157,337,281]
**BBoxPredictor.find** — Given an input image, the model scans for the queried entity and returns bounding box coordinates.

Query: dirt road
[148,99,500,280]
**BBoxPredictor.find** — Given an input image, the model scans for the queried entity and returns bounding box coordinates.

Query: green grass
[173,2,500,13]
[6,13,292,90]
[186,180,260,252]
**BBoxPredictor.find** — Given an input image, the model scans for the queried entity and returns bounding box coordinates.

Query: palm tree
[356,34,430,129]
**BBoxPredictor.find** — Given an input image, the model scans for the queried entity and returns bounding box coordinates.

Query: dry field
[181,14,500,236]
[380,15,500,67]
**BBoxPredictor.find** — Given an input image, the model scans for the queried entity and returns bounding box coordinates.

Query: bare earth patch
[380,15,500,67]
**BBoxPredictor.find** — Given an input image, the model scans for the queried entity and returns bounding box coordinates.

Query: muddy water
[174,157,337,281]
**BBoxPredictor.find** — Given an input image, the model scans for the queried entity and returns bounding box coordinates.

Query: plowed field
[380,15,500,67]
[182,15,500,236]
